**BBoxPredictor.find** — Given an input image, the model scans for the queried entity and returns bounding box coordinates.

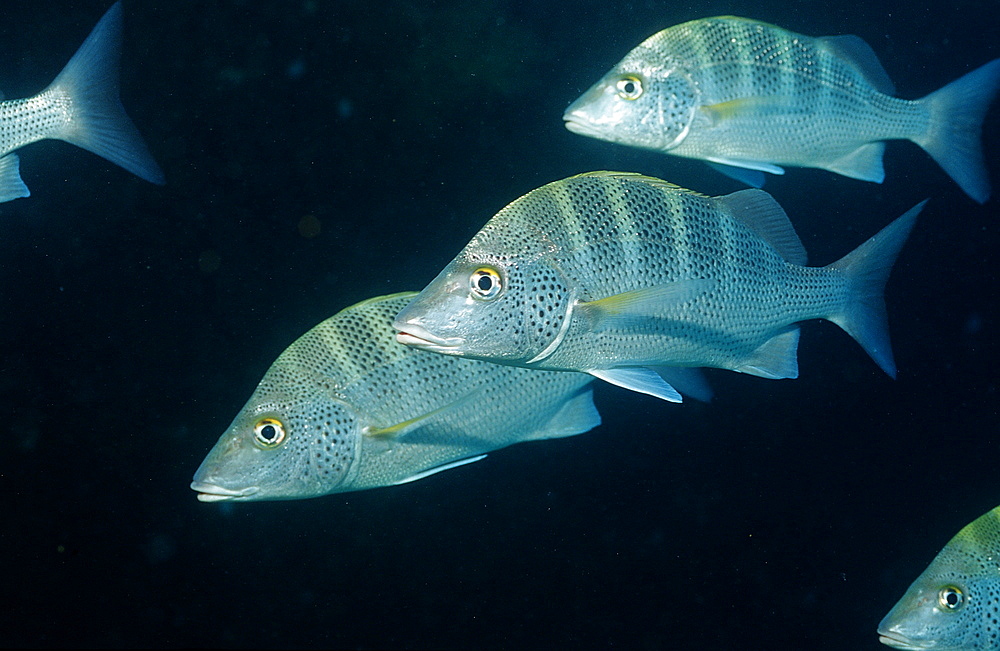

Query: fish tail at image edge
[42,1,165,186]
[914,59,1000,204]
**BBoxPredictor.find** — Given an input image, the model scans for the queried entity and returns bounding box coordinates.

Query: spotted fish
[394,172,922,402]
[191,292,601,502]
[563,16,1000,202]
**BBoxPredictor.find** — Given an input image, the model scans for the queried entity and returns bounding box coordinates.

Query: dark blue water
[2,1,997,648]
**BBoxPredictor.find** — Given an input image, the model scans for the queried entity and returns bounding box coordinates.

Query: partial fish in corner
[0,2,164,202]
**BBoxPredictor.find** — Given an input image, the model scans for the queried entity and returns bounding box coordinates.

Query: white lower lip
[876,633,921,650]
[190,481,259,502]
[563,114,602,138]
[393,325,464,351]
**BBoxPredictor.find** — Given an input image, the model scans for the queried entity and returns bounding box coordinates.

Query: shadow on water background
[0,0,997,648]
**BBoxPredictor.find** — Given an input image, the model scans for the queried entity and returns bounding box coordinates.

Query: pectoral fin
[578,279,715,327]
[700,96,802,124]
[587,367,683,403]
[364,393,474,438]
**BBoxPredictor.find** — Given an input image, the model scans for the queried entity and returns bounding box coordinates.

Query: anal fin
[524,387,602,441]
[825,142,886,183]
[734,327,800,379]
[0,153,30,202]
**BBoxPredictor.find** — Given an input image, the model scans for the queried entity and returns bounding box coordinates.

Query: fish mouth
[563,111,603,138]
[876,631,923,650]
[394,323,464,353]
[190,481,260,503]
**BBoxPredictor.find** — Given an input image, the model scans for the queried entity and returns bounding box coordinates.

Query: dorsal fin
[717,189,807,265]
[818,35,896,95]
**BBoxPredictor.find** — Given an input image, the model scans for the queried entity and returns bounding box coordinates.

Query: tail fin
[914,59,1000,204]
[826,201,925,378]
[45,2,165,185]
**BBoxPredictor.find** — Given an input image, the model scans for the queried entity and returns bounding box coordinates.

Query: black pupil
[946,591,959,606]
[260,425,277,441]
[477,274,493,291]
[623,81,635,94]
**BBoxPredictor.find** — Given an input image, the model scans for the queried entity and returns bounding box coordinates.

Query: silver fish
[191,292,601,502]
[879,506,1000,650]
[394,172,922,402]
[564,16,1000,203]
[0,2,163,202]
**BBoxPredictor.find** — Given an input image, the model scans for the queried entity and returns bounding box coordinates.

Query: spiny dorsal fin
[717,189,807,265]
[817,34,896,95]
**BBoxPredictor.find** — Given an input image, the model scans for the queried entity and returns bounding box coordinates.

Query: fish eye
[470,267,503,300]
[253,418,287,448]
[616,75,643,100]
[938,586,965,610]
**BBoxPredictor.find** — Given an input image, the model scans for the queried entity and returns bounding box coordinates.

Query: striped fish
[191,293,600,502]
[563,16,1000,203]
[0,2,163,202]
[879,506,1000,650]
[394,172,922,402]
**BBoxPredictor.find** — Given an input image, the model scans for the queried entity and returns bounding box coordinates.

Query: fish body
[879,506,1000,650]
[563,16,1000,203]
[0,2,164,202]
[394,172,921,402]
[191,293,600,502]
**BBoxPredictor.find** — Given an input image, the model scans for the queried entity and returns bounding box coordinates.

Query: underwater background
[2,0,997,648]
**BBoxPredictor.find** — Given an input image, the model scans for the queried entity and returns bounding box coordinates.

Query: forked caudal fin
[914,58,1000,204]
[44,1,165,185]
[825,201,925,378]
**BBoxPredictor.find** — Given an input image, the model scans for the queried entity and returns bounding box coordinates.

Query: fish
[393,171,922,402]
[563,16,1000,203]
[878,505,1000,650]
[190,292,601,502]
[0,2,164,202]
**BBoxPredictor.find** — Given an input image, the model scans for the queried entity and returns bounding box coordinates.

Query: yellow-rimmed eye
[938,586,965,610]
[470,267,503,300]
[616,75,643,100]
[253,418,286,448]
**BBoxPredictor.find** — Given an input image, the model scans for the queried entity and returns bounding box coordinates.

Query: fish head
[563,40,698,152]
[191,367,361,502]
[878,522,1000,650]
[394,247,574,366]
[877,575,982,650]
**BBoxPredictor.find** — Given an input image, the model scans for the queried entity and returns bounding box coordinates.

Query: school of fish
[6,3,998,648]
